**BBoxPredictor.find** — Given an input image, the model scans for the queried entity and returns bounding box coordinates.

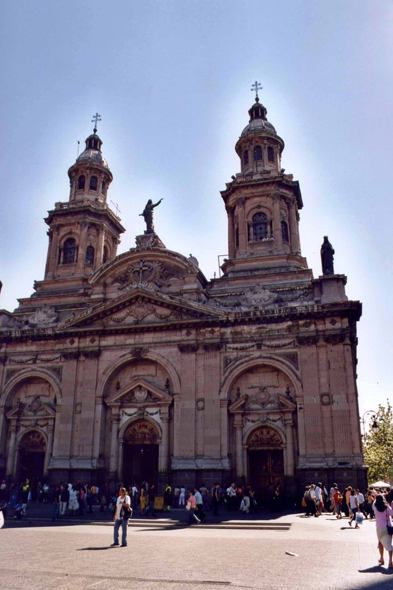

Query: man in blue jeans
[111,487,131,547]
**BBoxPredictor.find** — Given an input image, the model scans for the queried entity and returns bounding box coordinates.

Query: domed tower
[68,128,113,205]
[220,87,309,281]
[40,118,125,286]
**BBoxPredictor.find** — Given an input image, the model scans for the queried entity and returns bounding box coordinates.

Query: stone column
[236,197,247,257]
[117,440,124,481]
[226,206,235,259]
[44,424,54,475]
[284,417,295,476]
[109,411,120,477]
[272,193,283,252]
[289,201,301,254]
[77,222,89,273]
[296,399,307,466]
[234,423,244,477]
[6,424,17,478]
[159,411,170,472]
[220,400,228,460]
[95,224,106,268]
[46,225,60,278]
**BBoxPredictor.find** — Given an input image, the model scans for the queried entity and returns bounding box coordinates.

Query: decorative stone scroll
[28,304,58,328]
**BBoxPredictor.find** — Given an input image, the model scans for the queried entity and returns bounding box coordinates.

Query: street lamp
[361,410,380,438]
[372,417,379,435]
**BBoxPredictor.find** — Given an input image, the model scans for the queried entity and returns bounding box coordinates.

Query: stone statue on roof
[139,198,163,234]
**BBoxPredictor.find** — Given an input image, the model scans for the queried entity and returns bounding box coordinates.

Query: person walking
[348,489,360,528]
[187,491,201,525]
[112,487,131,547]
[373,493,393,568]
[194,487,205,521]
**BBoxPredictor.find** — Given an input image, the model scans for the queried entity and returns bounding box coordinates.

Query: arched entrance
[247,427,284,500]
[122,420,159,486]
[17,431,46,490]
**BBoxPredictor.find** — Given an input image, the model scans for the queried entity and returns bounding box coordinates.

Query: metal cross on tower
[251,81,262,100]
[91,112,102,133]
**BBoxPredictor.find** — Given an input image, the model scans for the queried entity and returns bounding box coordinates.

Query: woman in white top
[112,487,131,547]
[68,485,79,515]
[349,489,360,528]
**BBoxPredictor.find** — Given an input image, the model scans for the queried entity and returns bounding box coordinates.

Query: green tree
[363,401,393,483]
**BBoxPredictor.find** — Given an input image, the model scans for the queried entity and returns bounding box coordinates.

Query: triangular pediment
[105,377,172,406]
[6,398,56,419]
[58,287,225,331]
[228,392,296,413]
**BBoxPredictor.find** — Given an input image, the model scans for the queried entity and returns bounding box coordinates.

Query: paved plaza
[1,513,393,590]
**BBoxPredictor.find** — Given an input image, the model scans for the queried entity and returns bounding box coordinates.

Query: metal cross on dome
[91,112,102,133]
[251,81,262,100]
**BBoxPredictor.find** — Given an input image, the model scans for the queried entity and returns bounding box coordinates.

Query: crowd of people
[303,481,393,567]
[0,478,265,523]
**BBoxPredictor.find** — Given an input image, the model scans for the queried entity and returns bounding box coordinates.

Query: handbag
[121,505,132,520]
[387,511,393,536]
[302,497,307,508]
[186,501,192,511]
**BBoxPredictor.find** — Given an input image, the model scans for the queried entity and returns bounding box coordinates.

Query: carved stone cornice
[297,335,319,346]
[62,351,80,361]
[203,342,223,353]
[236,197,246,207]
[82,349,101,359]
[178,344,199,354]
[324,332,346,345]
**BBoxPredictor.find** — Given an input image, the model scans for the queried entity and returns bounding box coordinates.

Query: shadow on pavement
[359,566,393,575]
[77,546,116,551]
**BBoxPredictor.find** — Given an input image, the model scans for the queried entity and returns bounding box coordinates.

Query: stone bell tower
[221,87,308,282]
[42,116,125,284]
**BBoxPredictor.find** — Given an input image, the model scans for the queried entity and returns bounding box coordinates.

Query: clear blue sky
[1,0,392,422]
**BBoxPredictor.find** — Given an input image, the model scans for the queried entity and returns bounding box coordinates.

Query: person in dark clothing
[52,485,60,521]
[212,483,220,516]
[145,484,156,517]
[60,484,69,516]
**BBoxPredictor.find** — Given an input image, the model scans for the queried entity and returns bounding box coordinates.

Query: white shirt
[315,486,322,501]
[357,492,364,503]
[116,495,131,520]
[227,487,236,497]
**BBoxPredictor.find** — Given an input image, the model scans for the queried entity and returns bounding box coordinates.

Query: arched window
[251,213,268,241]
[281,221,289,242]
[267,146,275,162]
[103,246,108,264]
[78,175,85,190]
[253,145,263,161]
[89,175,98,190]
[85,245,95,265]
[244,150,249,166]
[63,238,76,264]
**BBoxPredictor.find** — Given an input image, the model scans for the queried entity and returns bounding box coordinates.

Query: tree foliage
[363,402,393,484]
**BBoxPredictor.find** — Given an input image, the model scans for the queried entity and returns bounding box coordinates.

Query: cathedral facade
[0,96,365,497]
